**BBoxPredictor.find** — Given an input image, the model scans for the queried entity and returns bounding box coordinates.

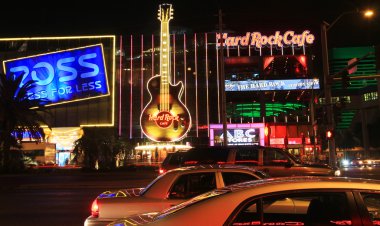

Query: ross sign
[225,79,320,91]
[217,30,315,48]
[3,44,109,105]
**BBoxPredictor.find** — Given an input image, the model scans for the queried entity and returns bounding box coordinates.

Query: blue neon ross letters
[4,44,109,105]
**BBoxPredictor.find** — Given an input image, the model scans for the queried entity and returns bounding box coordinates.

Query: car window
[222,172,259,186]
[235,148,259,165]
[360,192,380,224]
[231,192,352,225]
[185,149,229,164]
[169,172,216,199]
[263,149,290,166]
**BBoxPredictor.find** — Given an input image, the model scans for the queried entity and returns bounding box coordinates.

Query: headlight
[358,160,363,165]
[342,160,349,166]
[367,160,372,164]
[334,169,341,177]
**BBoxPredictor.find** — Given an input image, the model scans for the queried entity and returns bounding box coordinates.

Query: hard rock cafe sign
[217,30,315,48]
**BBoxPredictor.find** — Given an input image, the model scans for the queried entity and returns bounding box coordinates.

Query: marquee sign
[217,30,315,48]
[3,44,109,105]
[209,123,265,146]
[225,79,320,91]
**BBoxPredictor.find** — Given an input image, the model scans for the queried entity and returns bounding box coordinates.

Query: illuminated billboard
[3,44,109,106]
[209,123,265,146]
[225,79,320,91]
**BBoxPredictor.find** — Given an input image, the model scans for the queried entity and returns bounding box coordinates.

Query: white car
[109,176,380,226]
[84,165,267,226]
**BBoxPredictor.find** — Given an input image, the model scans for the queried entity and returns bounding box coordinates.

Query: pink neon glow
[215,33,220,123]
[141,35,144,138]
[152,34,154,77]
[184,33,187,105]
[130,35,133,139]
[194,33,198,137]
[205,33,209,137]
[118,35,123,136]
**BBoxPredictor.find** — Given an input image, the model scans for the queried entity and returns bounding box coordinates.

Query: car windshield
[154,189,230,220]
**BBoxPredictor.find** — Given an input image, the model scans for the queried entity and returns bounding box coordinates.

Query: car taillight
[184,161,198,165]
[159,168,166,174]
[91,199,99,217]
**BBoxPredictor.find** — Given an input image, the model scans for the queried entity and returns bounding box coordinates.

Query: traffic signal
[326,130,334,140]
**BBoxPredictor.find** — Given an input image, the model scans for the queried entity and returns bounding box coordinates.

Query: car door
[165,172,217,209]
[227,190,361,226]
[259,148,297,177]
[354,191,380,225]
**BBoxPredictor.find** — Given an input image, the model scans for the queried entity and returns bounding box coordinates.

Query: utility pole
[218,9,228,146]
[321,22,336,168]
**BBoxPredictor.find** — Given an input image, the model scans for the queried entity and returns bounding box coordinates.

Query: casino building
[0,5,339,165]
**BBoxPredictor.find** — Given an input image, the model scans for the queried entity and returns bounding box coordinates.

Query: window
[231,192,351,226]
[360,193,380,225]
[235,148,259,165]
[222,172,259,186]
[263,149,289,166]
[169,173,216,199]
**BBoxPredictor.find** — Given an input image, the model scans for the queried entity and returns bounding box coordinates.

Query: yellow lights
[0,35,116,128]
[363,9,374,18]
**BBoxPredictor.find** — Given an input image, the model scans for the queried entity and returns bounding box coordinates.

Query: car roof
[166,164,261,173]
[221,176,380,193]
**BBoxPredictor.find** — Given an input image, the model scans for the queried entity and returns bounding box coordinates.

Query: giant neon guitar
[140,4,191,142]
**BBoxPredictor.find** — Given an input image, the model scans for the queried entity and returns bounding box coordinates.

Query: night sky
[1,0,379,47]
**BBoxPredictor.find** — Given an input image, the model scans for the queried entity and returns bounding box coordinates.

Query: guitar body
[140,75,191,142]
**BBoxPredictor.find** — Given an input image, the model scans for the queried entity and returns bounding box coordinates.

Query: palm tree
[0,73,50,171]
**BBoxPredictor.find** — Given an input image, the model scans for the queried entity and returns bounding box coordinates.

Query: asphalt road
[0,168,158,226]
[0,166,379,226]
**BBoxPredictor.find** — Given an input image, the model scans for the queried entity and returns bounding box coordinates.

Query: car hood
[97,188,144,199]
[108,212,159,226]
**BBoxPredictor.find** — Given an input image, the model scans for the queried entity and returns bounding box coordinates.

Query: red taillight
[184,161,198,165]
[159,168,166,174]
[91,199,99,217]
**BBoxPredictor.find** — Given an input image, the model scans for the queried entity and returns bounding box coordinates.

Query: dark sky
[1,0,379,47]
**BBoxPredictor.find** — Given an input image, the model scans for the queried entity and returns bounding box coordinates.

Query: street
[0,167,379,226]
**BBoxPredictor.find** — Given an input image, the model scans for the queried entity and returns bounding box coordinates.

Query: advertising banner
[3,44,109,105]
[225,79,319,91]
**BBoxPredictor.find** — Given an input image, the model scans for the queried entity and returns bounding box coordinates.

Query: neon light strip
[152,34,154,77]
[173,33,176,84]
[216,34,220,123]
[184,33,187,105]
[130,35,133,139]
[194,33,198,137]
[119,35,123,136]
[205,33,209,137]
[141,34,144,138]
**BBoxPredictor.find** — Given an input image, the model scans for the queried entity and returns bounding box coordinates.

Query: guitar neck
[160,20,171,111]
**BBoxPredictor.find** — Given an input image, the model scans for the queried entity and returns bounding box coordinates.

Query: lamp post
[321,9,374,168]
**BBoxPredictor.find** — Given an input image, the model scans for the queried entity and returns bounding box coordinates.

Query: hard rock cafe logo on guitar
[149,111,179,128]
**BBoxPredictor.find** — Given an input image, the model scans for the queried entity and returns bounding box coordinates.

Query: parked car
[108,176,380,226]
[160,145,340,177]
[84,165,268,226]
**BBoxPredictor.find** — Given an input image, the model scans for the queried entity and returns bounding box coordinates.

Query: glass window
[263,149,289,166]
[222,172,259,186]
[360,193,380,224]
[231,192,351,226]
[235,148,259,165]
[169,173,216,199]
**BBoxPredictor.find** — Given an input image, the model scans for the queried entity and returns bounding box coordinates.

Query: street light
[321,9,374,168]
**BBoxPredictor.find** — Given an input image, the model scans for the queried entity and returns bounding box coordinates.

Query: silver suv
[160,145,340,177]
